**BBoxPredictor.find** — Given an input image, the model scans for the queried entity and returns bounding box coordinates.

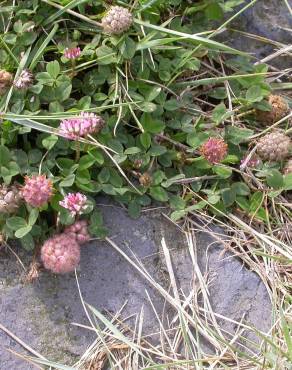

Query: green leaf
[149,186,169,202]
[98,168,110,183]
[124,147,142,155]
[231,182,250,196]
[141,114,165,134]
[139,133,151,149]
[187,132,209,148]
[28,149,42,164]
[148,145,167,156]
[0,145,11,166]
[213,165,232,178]
[59,174,75,187]
[46,60,60,79]
[7,161,20,176]
[55,76,72,101]
[205,3,223,20]
[101,184,116,195]
[249,192,264,213]
[76,169,91,184]
[96,45,117,65]
[221,188,236,207]
[88,225,108,238]
[128,200,141,219]
[59,209,75,225]
[88,149,104,165]
[120,37,136,59]
[283,174,292,190]
[28,209,39,226]
[208,194,220,204]
[42,135,58,150]
[162,174,185,188]
[164,99,181,111]
[266,169,283,189]
[170,210,186,222]
[246,85,263,102]
[90,209,103,227]
[212,103,232,124]
[6,217,27,231]
[15,225,32,238]
[169,195,186,210]
[79,155,96,170]
[152,170,166,185]
[20,233,35,251]
[225,126,254,145]
[145,87,161,102]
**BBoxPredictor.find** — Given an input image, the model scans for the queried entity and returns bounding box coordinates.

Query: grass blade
[134,19,245,54]
[29,23,59,70]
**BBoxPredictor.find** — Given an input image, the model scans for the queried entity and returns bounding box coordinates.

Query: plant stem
[75,141,80,162]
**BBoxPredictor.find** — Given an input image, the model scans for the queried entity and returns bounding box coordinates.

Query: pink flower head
[59,192,88,216]
[41,233,80,274]
[22,175,53,207]
[59,112,105,139]
[200,137,228,164]
[64,47,81,59]
[64,220,90,245]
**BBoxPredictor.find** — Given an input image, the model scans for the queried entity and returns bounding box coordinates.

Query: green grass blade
[0,34,19,65]
[281,310,292,361]
[136,36,183,50]
[43,0,88,26]
[29,23,59,70]
[174,72,270,87]
[24,357,75,370]
[86,303,154,364]
[134,19,245,54]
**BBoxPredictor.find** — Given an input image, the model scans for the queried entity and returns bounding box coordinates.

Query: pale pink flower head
[14,69,34,89]
[22,175,53,207]
[59,192,88,216]
[64,47,81,59]
[59,112,105,140]
[41,233,80,274]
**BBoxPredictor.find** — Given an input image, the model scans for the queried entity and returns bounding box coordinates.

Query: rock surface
[0,199,271,369]
[219,0,292,69]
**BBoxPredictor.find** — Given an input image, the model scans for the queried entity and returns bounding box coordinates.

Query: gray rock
[0,199,271,369]
[218,0,292,69]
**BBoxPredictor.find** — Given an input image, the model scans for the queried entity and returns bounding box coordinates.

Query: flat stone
[218,0,292,69]
[0,199,271,368]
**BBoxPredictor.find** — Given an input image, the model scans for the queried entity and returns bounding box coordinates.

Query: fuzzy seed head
[64,220,90,245]
[22,175,53,207]
[256,95,289,124]
[59,192,88,216]
[0,183,22,214]
[283,159,292,175]
[200,138,228,164]
[101,6,133,35]
[257,131,291,162]
[0,70,13,95]
[14,69,34,89]
[59,112,105,139]
[139,173,152,187]
[41,233,80,274]
[64,47,81,59]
